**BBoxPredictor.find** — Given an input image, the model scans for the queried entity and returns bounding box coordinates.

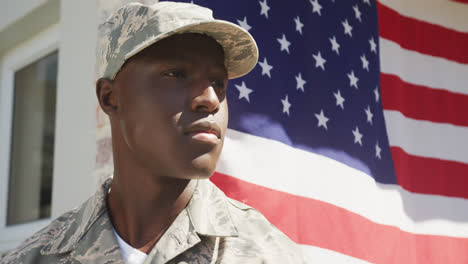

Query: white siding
[51,0,98,218]
[0,0,99,252]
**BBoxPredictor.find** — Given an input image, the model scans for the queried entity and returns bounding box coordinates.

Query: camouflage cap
[96,1,259,80]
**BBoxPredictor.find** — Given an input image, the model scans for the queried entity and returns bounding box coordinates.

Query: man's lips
[187,131,219,144]
[183,121,221,144]
[187,131,218,136]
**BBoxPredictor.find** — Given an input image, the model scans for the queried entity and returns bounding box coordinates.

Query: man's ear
[96,78,118,116]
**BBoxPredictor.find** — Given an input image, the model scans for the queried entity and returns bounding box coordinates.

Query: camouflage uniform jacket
[1,178,306,264]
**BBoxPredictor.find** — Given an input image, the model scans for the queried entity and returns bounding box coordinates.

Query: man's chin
[183,165,216,180]
[181,153,219,179]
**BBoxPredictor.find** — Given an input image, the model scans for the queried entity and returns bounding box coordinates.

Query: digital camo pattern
[95,1,258,81]
[97,0,156,26]
[0,179,306,264]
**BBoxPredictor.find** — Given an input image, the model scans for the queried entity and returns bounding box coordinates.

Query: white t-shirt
[112,228,148,264]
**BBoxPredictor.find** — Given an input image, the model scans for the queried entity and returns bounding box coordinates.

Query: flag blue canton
[179,0,397,184]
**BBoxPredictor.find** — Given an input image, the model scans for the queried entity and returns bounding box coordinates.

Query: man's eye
[164,70,185,78]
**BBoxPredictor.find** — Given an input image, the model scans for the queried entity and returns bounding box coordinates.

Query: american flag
[177,0,468,262]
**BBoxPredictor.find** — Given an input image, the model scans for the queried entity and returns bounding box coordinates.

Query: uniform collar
[41,176,238,256]
[186,179,239,237]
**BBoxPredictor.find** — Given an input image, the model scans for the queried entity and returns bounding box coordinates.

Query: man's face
[111,34,228,179]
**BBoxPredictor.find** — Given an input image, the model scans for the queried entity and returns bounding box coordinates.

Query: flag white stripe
[379,38,468,95]
[299,244,372,264]
[384,110,468,164]
[378,0,468,33]
[217,129,468,237]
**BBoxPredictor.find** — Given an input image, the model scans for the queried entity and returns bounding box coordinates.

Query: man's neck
[107,169,196,254]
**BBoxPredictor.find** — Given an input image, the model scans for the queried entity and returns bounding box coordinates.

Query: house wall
[0,0,98,252]
[51,0,98,219]
[0,0,48,32]
[0,0,60,57]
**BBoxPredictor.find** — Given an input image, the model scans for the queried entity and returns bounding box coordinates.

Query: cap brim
[124,20,259,80]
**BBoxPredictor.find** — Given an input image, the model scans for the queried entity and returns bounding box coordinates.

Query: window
[6,51,58,226]
[0,23,59,252]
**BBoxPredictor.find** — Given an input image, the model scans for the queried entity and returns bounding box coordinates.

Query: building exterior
[0,0,103,252]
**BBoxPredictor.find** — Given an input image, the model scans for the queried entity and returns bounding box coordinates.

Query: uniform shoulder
[225,197,279,234]
[0,207,79,264]
[224,197,307,263]
[1,178,111,264]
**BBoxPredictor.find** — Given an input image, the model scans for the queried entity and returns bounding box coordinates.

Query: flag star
[315,109,329,130]
[375,142,382,159]
[295,72,307,92]
[277,34,291,54]
[363,0,371,6]
[347,70,359,89]
[309,0,323,16]
[259,0,270,19]
[281,94,291,116]
[365,105,374,124]
[374,86,380,102]
[312,51,326,70]
[342,19,353,37]
[294,16,304,35]
[329,36,340,55]
[369,37,377,53]
[361,54,369,71]
[353,5,362,22]
[258,57,273,78]
[235,81,253,102]
[333,90,345,109]
[236,16,251,31]
[352,126,363,146]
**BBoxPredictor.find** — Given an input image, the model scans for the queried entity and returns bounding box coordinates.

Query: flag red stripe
[380,73,468,127]
[390,146,468,199]
[211,172,468,264]
[377,2,468,64]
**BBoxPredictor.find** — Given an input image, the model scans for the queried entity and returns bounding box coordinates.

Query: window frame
[0,23,59,252]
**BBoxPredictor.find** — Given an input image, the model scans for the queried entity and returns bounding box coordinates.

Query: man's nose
[190,80,220,114]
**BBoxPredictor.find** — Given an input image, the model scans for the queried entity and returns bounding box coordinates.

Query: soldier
[1,2,305,263]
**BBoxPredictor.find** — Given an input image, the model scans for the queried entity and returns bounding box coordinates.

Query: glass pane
[7,51,58,226]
